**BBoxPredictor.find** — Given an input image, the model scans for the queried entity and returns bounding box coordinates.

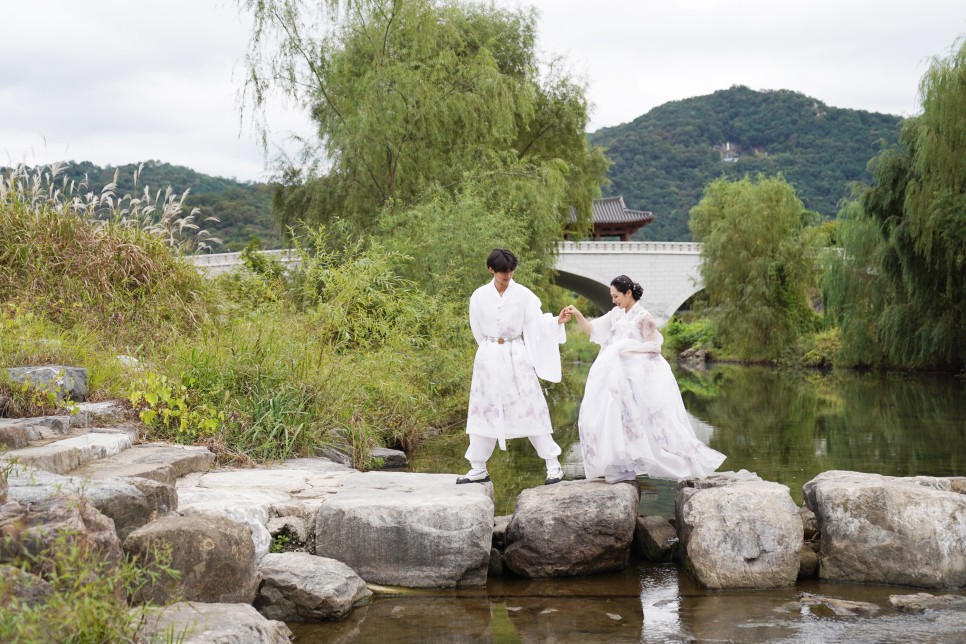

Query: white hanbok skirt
[578,340,726,480]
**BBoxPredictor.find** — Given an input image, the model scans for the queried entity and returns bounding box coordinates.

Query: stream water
[295,364,966,642]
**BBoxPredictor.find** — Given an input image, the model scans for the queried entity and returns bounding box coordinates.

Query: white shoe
[605,470,637,484]
[456,470,490,484]
[544,467,564,485]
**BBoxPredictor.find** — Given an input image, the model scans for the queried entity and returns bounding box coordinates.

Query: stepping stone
[72,443,216,485]
[0,429,133,474]
[0,407,125,448]
[0,416,72,448]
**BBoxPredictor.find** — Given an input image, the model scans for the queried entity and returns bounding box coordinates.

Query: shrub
[663,316,716,356]
[0,164,218,345]
[798,328,844,368]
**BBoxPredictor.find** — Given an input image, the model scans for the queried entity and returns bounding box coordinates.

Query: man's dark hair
[487,248,518,273]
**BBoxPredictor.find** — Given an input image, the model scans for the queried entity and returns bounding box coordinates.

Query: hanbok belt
[484,335,522,345]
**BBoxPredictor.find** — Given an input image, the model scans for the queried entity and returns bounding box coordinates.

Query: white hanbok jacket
[465,279,565,449]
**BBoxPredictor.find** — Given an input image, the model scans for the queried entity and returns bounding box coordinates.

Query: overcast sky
[2,0,964,182]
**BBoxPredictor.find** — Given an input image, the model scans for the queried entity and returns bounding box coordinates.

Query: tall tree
[825,38,966,369]
[689,174,822,360]
[238,0,608,289]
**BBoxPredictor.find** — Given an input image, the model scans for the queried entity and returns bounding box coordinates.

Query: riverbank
[7,408,963,642]
[5,396,966,642]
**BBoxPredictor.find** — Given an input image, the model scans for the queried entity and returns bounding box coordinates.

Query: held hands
[564,305,591,336]
[557,305,584,325]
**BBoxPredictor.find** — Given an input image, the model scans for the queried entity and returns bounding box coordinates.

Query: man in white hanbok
[457,249,571,486]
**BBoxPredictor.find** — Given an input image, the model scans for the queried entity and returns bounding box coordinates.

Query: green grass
[1,165,475,468]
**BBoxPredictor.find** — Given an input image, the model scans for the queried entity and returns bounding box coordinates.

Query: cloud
[2,0,964,180]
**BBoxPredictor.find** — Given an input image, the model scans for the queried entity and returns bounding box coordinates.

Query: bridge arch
[554,241,704,325]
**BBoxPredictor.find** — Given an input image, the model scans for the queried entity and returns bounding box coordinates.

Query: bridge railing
[188,241,703,276]
[556,241,701,254]
[189,249,300,276]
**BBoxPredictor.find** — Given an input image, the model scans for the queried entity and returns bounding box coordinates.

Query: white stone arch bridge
[191,241,704,325]
[555,241,703,325]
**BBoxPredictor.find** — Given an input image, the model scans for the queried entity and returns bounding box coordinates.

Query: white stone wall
[189,249,300,277]
[555,241,703,325]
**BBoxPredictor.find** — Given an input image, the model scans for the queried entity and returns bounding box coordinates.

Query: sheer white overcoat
[465,280,565,449]
[579,303,726,480]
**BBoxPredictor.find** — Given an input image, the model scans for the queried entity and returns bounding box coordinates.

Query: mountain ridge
[589,85,903,240]
[7,86,905,247]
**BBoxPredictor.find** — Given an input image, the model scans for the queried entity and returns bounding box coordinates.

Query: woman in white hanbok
[567,276,725,483]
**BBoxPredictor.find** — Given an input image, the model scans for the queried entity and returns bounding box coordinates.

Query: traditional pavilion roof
[591,196,654,226]
[568,196,654,240]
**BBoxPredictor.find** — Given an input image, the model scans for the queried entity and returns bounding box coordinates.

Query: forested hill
[589,86,904,241]
[30,161,281,251]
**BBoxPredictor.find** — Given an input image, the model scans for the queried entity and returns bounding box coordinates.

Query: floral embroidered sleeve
[638,311,663,353]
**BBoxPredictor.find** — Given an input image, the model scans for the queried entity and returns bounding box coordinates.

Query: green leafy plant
[0,523,179,643]
[269,533,290,554]
[127,372,224,443]
[663,316,717,357]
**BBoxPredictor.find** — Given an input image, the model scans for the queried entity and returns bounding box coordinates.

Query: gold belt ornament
[486,336,521,344]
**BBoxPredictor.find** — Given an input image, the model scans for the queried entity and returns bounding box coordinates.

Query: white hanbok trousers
[465,433,561,475]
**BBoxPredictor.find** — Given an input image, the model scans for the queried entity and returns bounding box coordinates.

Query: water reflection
[291,563,966,643]
[679,366,966,503]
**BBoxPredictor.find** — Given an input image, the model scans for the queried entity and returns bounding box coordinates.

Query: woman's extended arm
[566,305,593,336]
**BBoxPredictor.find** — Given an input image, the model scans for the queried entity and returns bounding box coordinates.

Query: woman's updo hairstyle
[611,275,643,301]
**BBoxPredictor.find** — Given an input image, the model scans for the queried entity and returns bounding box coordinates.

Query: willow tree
[238,0,608,292]
[689,175,822,360]
[825,38,966,369]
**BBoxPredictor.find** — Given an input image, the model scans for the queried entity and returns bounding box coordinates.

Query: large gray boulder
[0,495,122,575]
[124,515,260,605]
[255,552,372,621]
[0,565,53,607]
[676,471,802,589]
[803,470,966,588]
[138,602,292,644]
[5,465,152,541]
[315,472,493,588]
[176,459,359,562]
[6,365,88,402]
[124,476,178,520]
[503,480,638,578]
